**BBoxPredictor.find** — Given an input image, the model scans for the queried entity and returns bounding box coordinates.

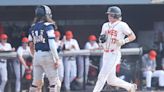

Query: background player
[28,5,61,92]
[0,34,14,92]
[84,35,99,82]
[63,30,80,91]
[54,31,64,83]
[76,35,99,86]
[93,6,137,92]
[13,37,33,92]
[142,50,164,90]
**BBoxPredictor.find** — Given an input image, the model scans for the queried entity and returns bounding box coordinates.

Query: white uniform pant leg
[93,52,121,92]
[77,56,84,80]
[85,56,90,82]
[152,70,164,86]
[58,58,64,82]
[143,71,153,88]
[64,58,71,90]
[0,63,7,92]
[70,60,77,82]
[107,61,132,91]
[13,60,25,92]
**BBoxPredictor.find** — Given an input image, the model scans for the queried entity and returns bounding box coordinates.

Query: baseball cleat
[129,84,137,92]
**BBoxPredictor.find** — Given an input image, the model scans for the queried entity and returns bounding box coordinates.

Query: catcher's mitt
[99,34,108,43]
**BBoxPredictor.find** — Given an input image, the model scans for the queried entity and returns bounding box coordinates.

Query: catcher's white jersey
[101,21,132,51]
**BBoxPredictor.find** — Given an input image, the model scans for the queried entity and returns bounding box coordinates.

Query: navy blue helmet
[106,6,122,19]
[35,5,52,18]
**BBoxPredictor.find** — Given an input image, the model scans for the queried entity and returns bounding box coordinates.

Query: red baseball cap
[22,37,29,43]
[149,50,157,61]
[88,35,97,41]
[0,34,8,40]
[54,31,61,37]
[65,31,73,40]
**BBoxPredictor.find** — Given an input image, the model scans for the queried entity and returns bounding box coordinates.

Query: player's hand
[54,60,60,69]
[116,39,125,46]
[25,65,29,70]
[71,45,75,49]
[12,48,15,51]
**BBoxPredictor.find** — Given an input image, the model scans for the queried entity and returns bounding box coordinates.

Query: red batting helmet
[0,34,8,40]
[88,35,97,41]
[22,37,29,43]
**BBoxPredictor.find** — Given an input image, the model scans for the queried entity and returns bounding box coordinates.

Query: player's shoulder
[6,43,12,46]
[44,22,54,26]
[71,39,77,42]
[102,22,109,27]
[17,46,23,50]
[118,21,129,26]
[85,42,90,46]
[71,39,78,43]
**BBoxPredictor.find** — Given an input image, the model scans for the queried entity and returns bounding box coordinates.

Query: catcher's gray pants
[31,51,60,91]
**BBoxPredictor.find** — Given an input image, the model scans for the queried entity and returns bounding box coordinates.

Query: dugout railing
[0,48,143,92]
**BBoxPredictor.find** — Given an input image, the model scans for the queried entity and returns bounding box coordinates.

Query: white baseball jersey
[0,43,12,61]
[101,21,133,51]
[55,40,62,48]
[17,46,31,57]
[64,39,80,51]
[0,43,12,51]
[84,42,99,49]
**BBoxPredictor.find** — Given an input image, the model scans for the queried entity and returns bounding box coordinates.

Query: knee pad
[29,80,44,92]
[29,85,41,92]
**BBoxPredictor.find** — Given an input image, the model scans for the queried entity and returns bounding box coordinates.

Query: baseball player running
[0,34,14,92]
[63,31,80,91]
[93,6,137,92]
[28,5,61,92]
[13,37,32,92]
[54,31,64,83]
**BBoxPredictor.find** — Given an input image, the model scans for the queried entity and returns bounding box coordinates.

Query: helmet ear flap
[42,5,52,18]
[35,5,52,18]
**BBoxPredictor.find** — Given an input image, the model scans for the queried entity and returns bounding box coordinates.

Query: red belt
[104,49,114,52]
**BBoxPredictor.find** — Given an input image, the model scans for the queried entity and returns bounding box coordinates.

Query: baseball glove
[99,34,108,43]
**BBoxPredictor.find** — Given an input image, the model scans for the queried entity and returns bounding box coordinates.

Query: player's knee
[30,80,44,92]
[29,85,40,92]
[49,77,61,87]
[49,77,61,92]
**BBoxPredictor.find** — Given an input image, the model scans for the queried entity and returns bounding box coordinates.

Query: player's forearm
[48,39,60,61]
[18,56,27,67]
[126,32,136,43]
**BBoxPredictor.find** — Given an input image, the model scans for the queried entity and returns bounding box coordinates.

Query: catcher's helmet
[35,5,52,18]
[106,6,121,19]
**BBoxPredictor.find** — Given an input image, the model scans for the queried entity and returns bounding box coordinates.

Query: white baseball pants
[0,62,7,92]
[63,57,77,90]
[143,70,164,87]
[93,51,132,92]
